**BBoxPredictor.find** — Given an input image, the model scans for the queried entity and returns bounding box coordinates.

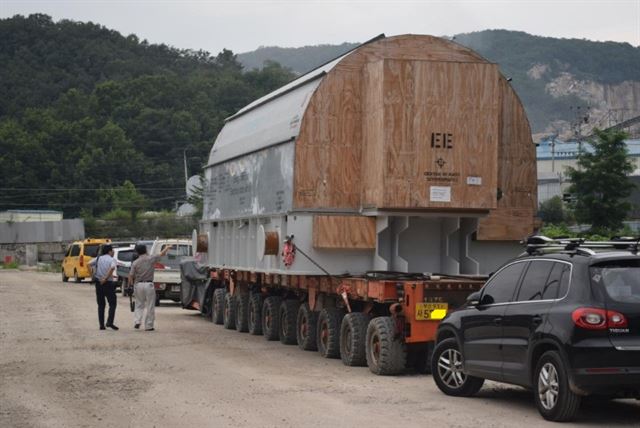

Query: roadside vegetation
[537,129,637,239]
[0,14,295,218]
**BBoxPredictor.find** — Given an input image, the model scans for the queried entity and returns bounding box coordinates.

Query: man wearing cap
[88,244,118,330]
[128,243,173,331]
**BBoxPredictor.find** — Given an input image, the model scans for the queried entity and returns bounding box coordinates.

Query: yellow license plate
[415,303,449,320]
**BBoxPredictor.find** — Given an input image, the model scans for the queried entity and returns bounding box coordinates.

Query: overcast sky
[1,0,639,54]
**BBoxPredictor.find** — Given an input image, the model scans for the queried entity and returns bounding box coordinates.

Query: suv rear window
[158,244,192,269]
[117,250,135,262]
[70,245,80,257]
[84,244,100,257]
[590,260,640,303]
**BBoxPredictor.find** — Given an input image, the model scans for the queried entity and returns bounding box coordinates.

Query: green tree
[566,129,635,231]
[109,180,147,222]
[538,195,566,224]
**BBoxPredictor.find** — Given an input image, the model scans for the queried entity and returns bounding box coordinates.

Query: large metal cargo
[202,34,536,276]
[190,34,537,376]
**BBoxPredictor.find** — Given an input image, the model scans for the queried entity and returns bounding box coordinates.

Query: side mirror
[466,291,481,307]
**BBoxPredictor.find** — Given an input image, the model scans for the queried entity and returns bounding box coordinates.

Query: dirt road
[1,271,638,428]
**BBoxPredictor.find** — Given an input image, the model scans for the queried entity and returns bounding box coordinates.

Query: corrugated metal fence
[0,219,84,244]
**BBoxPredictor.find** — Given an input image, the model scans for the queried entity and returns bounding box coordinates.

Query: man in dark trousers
[88,244,118,330]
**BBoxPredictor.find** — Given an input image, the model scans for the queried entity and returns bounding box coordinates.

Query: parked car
[149,239,193,305]
[61,238,111,283]
[115,240,156,296]
[431,236,640,422]
[112,245,135,291]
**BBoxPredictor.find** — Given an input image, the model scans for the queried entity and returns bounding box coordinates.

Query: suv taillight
[79,254,84,267]
[572,308,628,330]
[154,262,166,269]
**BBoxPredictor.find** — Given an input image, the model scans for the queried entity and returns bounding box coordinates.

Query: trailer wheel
[211,288,226,325]
[296,303,318,351]
[340,312,369,367]
[248,293,263,335]
[223,292,236,330]
[235,293,249,332]
[279,300,299,345]
[366,316,406,375]
[262,296,281,340]
[317,308,344,359]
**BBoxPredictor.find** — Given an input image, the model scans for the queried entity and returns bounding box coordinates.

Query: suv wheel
[62,269,69,283]
[431,338,484,396]
[534,351,581,422]
[73,270,81,283]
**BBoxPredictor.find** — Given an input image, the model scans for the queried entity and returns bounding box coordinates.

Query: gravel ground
[1,270,638,428]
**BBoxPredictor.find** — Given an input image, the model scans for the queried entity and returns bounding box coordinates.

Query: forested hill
[238,31,640,135]
[0,14,295,217]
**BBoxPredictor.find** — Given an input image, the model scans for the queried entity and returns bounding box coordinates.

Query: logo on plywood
[431,133,453,149]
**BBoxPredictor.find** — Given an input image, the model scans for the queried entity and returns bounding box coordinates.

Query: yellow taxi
[61,238,111,283]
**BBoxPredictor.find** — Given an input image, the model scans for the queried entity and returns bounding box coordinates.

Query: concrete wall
[0,242,67,266]
[0,219,84,244]
[0,219,84,266]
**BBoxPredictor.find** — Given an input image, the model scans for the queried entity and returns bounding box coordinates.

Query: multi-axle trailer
[182,34,537,374]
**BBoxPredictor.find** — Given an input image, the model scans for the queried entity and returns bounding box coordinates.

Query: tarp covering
[180,259,210,311]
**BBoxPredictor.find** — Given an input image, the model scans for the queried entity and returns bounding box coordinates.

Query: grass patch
[2,261,19,269]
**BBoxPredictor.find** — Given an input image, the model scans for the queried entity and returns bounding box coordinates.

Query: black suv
[431,236,639,422]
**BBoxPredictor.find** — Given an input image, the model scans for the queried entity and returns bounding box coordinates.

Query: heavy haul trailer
[191,34,537,374]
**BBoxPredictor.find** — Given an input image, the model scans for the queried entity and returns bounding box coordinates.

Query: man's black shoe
[100,326,106,330]
[134,323,140,329]
[107,324,119,331]
[145,328,155,331]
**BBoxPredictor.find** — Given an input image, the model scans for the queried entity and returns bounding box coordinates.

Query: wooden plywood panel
[476,208,535,241]
[313,216,376,249]
[294,35,488,212]
[380,59,499,211]
[477,79,537,240]
[361,61,385,208]
[294,70,362,209]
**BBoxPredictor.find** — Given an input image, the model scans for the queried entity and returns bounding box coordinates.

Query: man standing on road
[128,243,173,331]
[88,244,118,331]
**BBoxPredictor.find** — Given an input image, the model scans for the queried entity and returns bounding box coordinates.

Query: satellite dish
[186,175,203,198]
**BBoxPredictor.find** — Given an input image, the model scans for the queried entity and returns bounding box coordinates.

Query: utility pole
[183,149,189,190]
[551,135,556,173]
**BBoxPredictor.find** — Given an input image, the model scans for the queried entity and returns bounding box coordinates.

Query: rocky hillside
[238,31,640,138]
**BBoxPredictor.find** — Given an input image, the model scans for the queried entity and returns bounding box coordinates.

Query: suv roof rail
[522,235,639,255]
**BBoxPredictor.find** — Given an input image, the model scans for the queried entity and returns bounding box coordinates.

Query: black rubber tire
[121,278,128,295]
[223,292,236,330]
[340,312,370,367]
[211,288,226,325]
[365,316,407,375]
[74,270,81,283]
[317,308,344,359]
[62,269,69,282]
[262,296,281,341]
[248,293,263,335]
[534,350,582,422]
[235,293,249,333]
[431,338,484,396]
[155,293,160,307]
[279,299,300,345]
[296,303,318,351]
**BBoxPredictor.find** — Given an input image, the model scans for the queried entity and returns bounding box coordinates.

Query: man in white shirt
[88,244,118,330]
